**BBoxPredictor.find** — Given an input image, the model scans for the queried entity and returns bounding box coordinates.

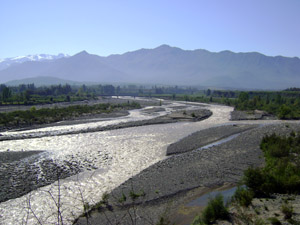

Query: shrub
[281,203,293,219]
[201,194,229,224]
[278,105,293,119]
[191,215,205,225]
[268,217,282,225]
[232,186,254,207]
[254,218,267,225]
[243,167,265,196]
[244,133,300,196]
[156,217,171,225]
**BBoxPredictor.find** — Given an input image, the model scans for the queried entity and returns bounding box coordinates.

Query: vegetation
[231,186,254,207]
[151,88,300,119]
[233,90,300,119]
[0,83,92,105]
[281,202,294,219]
[268,217,282,225]
[192,194,229,224]
[2,81,300,120]
[191,132,300,224]
[243,132,300,196]
[0,101,140,128]
[0,83,200,105]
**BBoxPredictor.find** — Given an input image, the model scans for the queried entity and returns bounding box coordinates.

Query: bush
[281,203,293,219]
[156,216,171,225]
[191,215,205,225]
[278,105,293,119]
[244,133,300,196]
[243,167,265,196]
[232,186,254,207]
[201,194,229,224]
[268,217,282,225]
[254,218,267,225]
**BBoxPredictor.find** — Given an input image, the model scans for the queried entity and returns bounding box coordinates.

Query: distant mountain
[1,45,300,89]
[101,45,300,89]
[0,53,69,71]
[0,51,127,85]
[5,76,81,87]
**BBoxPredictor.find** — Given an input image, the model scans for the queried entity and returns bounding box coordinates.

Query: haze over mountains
[1,45,300,89]
[0,53,69,71]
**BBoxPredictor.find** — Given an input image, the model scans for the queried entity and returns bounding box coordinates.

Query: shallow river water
[0,99,280,225]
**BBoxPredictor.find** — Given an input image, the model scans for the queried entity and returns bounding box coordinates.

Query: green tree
[2,87,12,102]
[238,92,249,102]
[206,89,211,96]
[278,104,292,119]
[201,194,229,224]
[24,90,31,101]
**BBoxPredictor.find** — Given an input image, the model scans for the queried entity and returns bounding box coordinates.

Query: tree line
[0,83,200,105]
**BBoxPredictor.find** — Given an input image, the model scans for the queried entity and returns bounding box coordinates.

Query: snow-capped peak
[0,53,69,71]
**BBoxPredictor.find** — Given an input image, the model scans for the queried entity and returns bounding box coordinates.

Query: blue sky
[1,0,299,58]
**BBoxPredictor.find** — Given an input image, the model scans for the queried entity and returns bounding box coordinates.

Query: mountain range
[0,53,69,71]
[1,45,300,89]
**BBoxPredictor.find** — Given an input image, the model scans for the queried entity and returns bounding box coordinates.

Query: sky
[0,0,300,58]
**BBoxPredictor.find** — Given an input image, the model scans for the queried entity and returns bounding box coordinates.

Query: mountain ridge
[0,53,69,71]
[1,45,300,89]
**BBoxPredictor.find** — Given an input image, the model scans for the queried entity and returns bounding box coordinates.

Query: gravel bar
[167,124,258,155]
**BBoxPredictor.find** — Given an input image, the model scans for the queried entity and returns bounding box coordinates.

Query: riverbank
[75,123,300,225]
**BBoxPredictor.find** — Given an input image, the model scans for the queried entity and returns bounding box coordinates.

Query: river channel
[0,98,281,225]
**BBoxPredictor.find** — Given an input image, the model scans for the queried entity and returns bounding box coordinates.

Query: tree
[103,85,115,95]
[206,89,211,96]
[238,92,249,102]
[65,95,71,102]
[278,104,292,119]
[24,90,31,101]
[2,86,12,102]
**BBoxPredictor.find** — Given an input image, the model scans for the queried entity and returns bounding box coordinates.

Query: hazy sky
[1,0,299,58]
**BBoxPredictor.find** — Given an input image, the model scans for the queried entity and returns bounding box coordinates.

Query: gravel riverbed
[76,123,300,225]
[0,106,211,204]
[2,99,298,225]
[0,99,218,225]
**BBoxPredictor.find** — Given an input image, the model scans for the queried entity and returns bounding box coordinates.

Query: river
[0,99,279,225]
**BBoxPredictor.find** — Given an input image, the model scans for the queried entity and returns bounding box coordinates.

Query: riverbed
[0,99,226,224]
[0,98,293,225]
